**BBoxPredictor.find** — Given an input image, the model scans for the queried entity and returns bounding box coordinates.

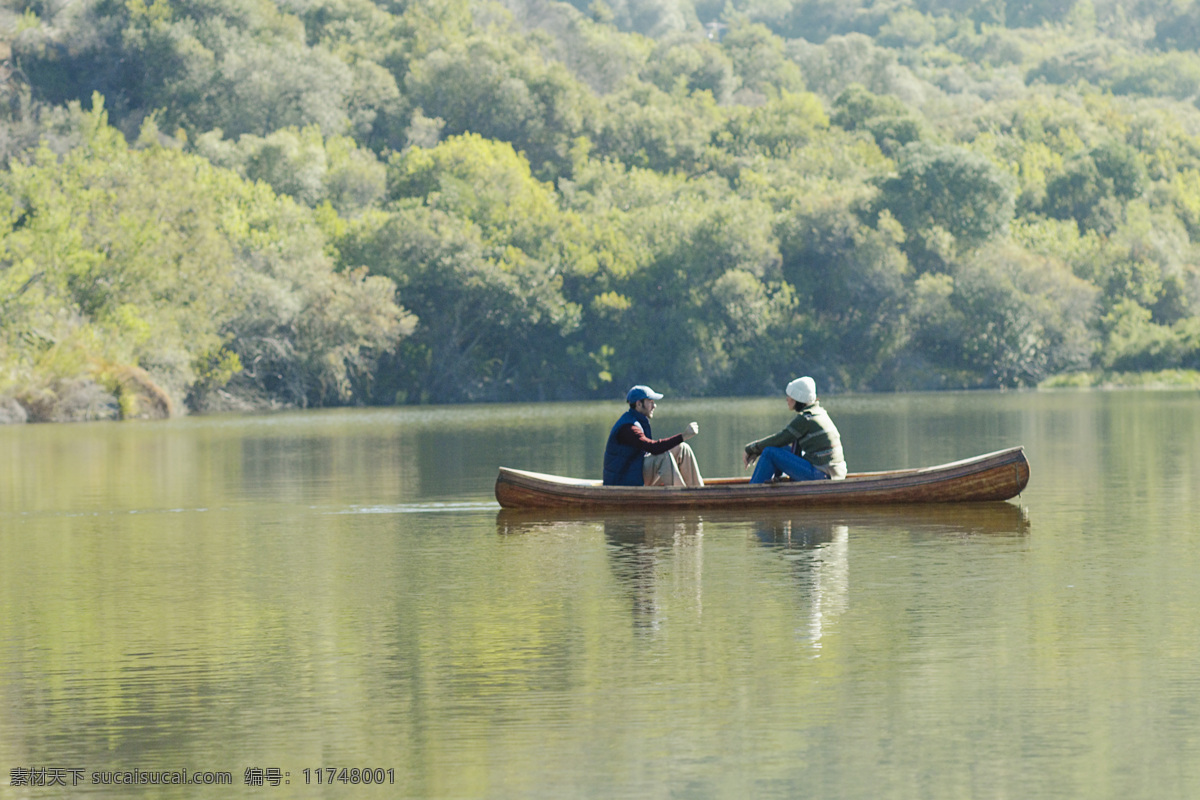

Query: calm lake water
[2,389,1199,799]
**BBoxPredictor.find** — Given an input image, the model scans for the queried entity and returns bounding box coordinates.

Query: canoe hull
[495,447,1030,509]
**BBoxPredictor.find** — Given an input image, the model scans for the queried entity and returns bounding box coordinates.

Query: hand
[742,451,755,469]
[683,421,699,440]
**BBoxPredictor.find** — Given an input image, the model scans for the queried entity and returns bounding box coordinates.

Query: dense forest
[2,0,1200,420]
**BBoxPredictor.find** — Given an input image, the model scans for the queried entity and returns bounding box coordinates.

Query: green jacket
[744,402,847,479]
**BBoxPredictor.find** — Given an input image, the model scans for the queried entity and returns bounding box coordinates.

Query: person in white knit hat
[742,376,846,483]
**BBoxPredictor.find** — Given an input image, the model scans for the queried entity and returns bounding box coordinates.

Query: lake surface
[2,389,1199,799]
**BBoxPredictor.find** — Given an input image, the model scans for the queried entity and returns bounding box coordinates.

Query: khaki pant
[643,442,704,487]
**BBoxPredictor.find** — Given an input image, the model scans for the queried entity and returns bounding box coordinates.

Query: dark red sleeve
[615,423,685,455]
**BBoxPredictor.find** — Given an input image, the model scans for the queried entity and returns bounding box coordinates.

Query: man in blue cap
[602,385,704,487]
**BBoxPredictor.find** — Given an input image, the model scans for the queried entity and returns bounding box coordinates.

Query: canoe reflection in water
[496,504,1029,637]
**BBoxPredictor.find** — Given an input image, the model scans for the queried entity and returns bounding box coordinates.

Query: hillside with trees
[2,0,1200,419]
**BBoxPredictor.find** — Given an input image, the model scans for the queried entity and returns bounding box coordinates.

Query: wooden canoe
[495,446,1030,509]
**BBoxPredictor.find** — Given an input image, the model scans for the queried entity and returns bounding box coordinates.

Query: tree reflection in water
[495,504,1028,643]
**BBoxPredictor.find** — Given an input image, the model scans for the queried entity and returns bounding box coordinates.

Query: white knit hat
[785,376,816,405]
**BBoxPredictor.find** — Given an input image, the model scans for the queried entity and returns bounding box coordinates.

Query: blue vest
[603,409,651,486]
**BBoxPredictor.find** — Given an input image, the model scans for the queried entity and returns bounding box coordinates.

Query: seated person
[743,377,846,483]
[603,385,703,487]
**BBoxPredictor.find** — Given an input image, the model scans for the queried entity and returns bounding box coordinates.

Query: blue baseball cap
[626,385,664,403]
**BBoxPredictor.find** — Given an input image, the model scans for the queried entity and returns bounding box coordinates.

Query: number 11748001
[303,768,394,785]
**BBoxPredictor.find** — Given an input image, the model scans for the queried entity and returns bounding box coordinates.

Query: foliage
[333,203,580,403]
[831,83,925,156]
[195,125,387,214]
[592,78,723,172]
[402,31,591,179]
[642,34,737,102]
[873,141,1017,268]
[12,0,357,140]
[776,190,910,388]
[9,0,1200,419]
[0,100,409,419]
[1041,140,1147,233]
[720,20,805,100]
[905,245,1098,387]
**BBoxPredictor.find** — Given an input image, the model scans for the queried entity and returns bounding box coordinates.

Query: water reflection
[745,503,1032,541]
[750,515,850,651]
[746,504,1028,651]
[496,503,1030,541]
[600,513,705,632]
[496,503,1029,642]
[497,509,706,632]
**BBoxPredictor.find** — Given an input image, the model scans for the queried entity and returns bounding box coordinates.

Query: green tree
[0,100,409,418]
[831,83,925,156]
[777,194,910,388]
[717,90,829,158]
[593,78,722,172]
[334,205,581,403]
[874,142,1017,269]
[1155,1,1200,51]
[15,0,359,140]
[359,134,589,401]
[566,166,790,394]
[1042,141,1146,233]
[905,245,1097,387]
[641,35,737,102]
[552,0,696,35]
[1100,300,1190,372]
[387,133,574,259]
[721,20,805,100]
[403,33,591,179]
[194,126,387,215]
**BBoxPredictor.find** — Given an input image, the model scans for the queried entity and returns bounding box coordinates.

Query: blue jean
[750,446,830,484]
